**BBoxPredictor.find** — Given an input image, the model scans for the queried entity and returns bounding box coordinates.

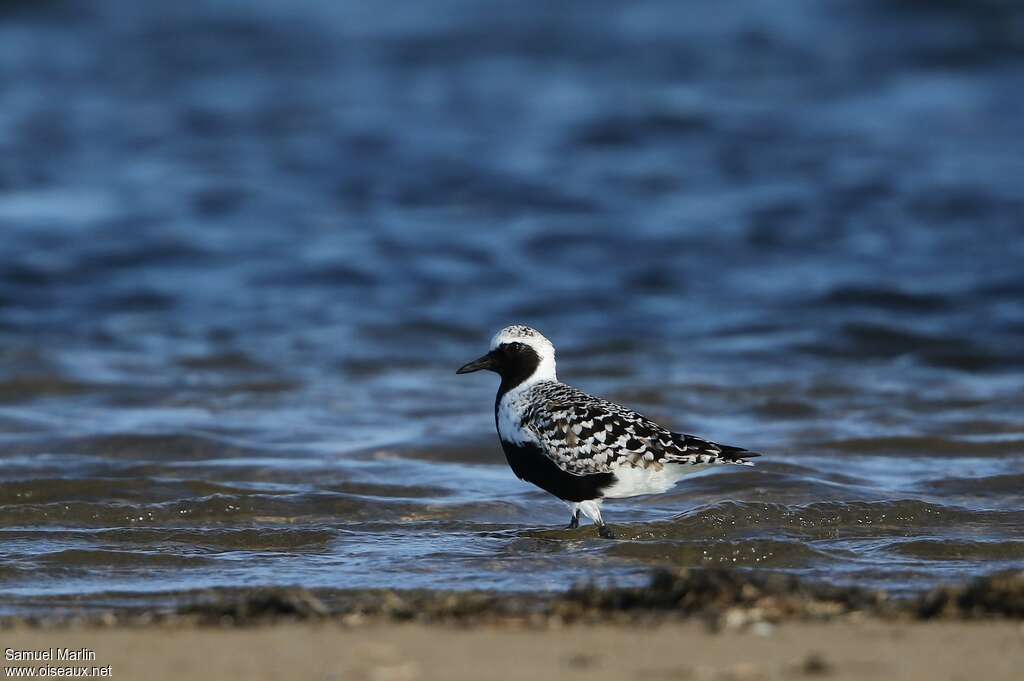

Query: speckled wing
[521,383,757,475]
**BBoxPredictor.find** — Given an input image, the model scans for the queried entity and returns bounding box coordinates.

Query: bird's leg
[577,500,615,539]
[567,508,580,530]
[596,522,615,539]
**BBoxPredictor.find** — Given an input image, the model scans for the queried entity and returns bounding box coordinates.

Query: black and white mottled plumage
[457,325,759,538]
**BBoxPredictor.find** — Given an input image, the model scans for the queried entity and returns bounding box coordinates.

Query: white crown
[490,325,557,384]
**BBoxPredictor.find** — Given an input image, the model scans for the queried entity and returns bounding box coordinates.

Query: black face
[456,342,541,393]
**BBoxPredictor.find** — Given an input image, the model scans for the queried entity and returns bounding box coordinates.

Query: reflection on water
[0,0,1022,615]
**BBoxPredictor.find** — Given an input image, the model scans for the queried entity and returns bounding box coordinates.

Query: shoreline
[5,568,1023,630]
[2,570,1022,680]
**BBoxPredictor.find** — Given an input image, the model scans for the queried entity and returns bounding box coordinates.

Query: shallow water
[0,0,1022,616]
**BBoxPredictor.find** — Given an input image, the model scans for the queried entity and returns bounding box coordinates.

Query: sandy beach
[2,620,1022,681]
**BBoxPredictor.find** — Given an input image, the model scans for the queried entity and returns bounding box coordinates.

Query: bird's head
[456,325,557,389]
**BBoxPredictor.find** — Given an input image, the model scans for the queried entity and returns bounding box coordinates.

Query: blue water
[0,0,1022,615]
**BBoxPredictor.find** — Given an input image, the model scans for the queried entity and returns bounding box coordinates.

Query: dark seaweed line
[4,567,1022,629]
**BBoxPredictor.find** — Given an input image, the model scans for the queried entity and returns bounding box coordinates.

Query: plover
[457,325,759,538]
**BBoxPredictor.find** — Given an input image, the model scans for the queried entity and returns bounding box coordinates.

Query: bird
[456,325,759,538]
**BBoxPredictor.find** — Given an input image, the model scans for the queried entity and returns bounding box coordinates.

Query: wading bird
[457,325,759,538]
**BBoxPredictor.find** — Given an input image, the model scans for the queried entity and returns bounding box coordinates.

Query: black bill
[456,352,496,374]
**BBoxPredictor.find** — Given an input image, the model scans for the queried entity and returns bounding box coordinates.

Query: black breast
[499,440,615,502]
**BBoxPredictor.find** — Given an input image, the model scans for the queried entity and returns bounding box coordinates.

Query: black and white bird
[457,325,759,538]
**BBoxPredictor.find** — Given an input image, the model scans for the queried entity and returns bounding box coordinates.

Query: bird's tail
[717,443,760,466]
[670,432,761,466]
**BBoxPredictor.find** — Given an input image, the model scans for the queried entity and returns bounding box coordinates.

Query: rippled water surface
[1,0,1023,615]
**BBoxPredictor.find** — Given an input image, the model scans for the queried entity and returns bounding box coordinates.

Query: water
[0,0,1022,616]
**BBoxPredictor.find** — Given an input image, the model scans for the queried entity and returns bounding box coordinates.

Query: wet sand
[3,620,1022,681]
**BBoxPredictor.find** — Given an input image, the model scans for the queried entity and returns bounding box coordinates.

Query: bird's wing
[523,383,758,475]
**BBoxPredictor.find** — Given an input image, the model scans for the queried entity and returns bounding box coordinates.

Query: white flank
[601,463,712,499]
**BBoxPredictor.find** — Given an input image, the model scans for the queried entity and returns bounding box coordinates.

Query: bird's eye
[506,342,525,352]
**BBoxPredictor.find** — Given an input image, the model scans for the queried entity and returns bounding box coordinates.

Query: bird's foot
[597,524,615,539]
[566,509,580,530]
